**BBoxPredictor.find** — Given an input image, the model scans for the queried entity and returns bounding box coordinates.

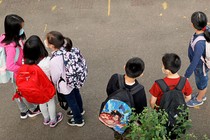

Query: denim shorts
[194,66,209,90]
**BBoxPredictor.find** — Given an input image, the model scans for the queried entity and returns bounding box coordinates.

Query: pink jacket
[0,34,23,77]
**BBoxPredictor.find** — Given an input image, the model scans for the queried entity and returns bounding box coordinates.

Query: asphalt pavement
[0,0,210,140]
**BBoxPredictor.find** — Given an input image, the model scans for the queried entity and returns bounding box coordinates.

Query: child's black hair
[191,11,210,42]
[191,11,207,30]
[1,14,26,47]
[162,53,181,74]
[24,35,48,64]
[46,31,72,51]
[125,57,145,78]
[204,26,210,42]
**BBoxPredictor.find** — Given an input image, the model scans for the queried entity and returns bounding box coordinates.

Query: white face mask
[162,67,165,74]
[44,40,49,48]
[19,28,24,36]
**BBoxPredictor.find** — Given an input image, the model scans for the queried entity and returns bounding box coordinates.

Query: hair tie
[202,26,206,31]
[63,39,67,47]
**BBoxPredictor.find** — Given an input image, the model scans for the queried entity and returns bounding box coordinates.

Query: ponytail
[204,26,210,42]
[63,37,72,51]
[46,31,73,51]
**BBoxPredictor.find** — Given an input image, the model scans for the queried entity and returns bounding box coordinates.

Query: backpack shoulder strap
[175,76,186,91]
[118,74,125,89]
[191,35,206,51]
[129,83,143,95]
[155,79,169,92]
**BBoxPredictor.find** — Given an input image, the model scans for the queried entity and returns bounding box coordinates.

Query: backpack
[0,46,19,83]
[156,77,188,138]
[56,77,69,110]
[99,74,143,134]
[13,64,56,104]
[52,47,88,89]
[190,35,210,69]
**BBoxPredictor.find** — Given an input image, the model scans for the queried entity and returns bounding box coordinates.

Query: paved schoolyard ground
[0,0,210,139]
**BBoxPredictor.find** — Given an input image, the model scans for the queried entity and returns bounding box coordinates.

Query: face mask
[19,28,24,36]
[44,40,49,48]
[162,67,165,74]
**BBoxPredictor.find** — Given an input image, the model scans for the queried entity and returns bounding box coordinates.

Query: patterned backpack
[52,47,88,89]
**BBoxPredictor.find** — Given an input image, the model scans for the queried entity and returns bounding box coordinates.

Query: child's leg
[195,68,208,101]
[47,96,56,121]
[39,102,50,121]
[22,97,37,111]
[13,82,28,113]
[64,89,83,123]
[48,97,63,128]
[197,87,207,101]
[74,89,84,113]
[14,98,28,113]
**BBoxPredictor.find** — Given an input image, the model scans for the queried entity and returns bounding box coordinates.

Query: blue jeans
[64,88,83,123]
[194,66,209,90]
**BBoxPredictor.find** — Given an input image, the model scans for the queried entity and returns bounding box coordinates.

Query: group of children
[1,10,210,138]
[1,14,85,128]
[105,11,210,139]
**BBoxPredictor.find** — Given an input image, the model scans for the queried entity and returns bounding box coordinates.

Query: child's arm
[106,74,118,96]
[5,44,23,72]
[185,95,191,102]
[149,82,161,109]
[183,79,193,102]
[150,95,157,109]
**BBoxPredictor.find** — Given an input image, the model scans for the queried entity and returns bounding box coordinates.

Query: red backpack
[13,64,55,104]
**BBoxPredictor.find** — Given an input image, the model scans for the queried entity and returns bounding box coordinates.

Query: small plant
[126,107,192,140]
[127,108,169,140]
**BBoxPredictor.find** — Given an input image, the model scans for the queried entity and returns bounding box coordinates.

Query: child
[45,31,85,127]
[106,57,147,139]
[23,35,63,127]
[150,53,192,109]
[0,14,40,119]
[185,11,210,107]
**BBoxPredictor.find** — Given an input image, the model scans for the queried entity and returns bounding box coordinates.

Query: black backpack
[156,76,188,138]
[99,74,143,134]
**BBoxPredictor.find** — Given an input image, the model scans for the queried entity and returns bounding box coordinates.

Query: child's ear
[124,65,126,70]
[140,73,144,77]
[165,69,171,74]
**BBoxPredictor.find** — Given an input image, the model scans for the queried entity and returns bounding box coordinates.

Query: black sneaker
[20,111,28,119]
[67,118,85,127]
[28,106,41,118]
[67,110,85,117]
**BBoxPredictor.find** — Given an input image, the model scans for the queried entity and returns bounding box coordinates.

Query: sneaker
[187,98,204,107]
[49,112,63,128]
[43,118,50,126]
[20,111,28,119]
[28,106,41,118]
[67,110,85,117]
[70,117,85,122]
[192,93,207,102]
[67,118,85,127]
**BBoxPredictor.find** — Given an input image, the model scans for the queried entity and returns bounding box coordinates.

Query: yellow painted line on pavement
[108,0,111,16]
[44,24,47,33]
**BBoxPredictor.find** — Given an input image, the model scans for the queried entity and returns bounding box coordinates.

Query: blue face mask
[19,28,24,36]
